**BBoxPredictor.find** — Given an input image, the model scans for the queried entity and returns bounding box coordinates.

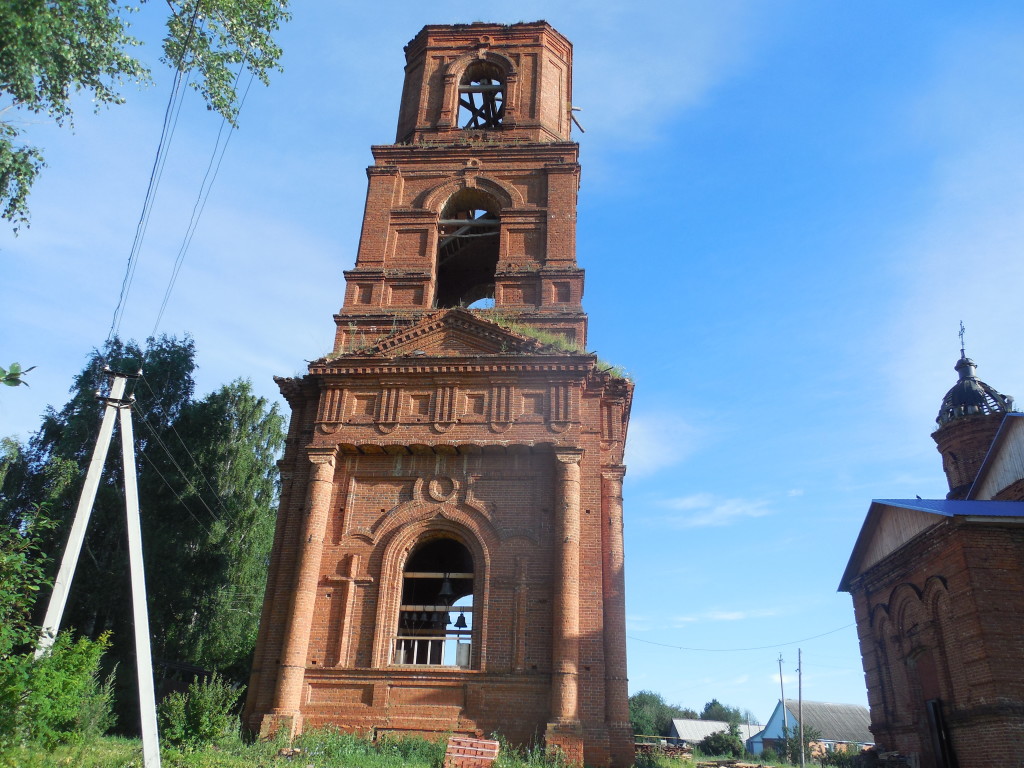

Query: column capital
[306,445,339,468]
[554,447,584,465]
[601,464,626,482]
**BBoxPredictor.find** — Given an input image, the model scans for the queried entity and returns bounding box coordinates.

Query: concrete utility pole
[778,654,789,763]
[35,369,161,768]
[798,648,805,768]
[37,373,126,653]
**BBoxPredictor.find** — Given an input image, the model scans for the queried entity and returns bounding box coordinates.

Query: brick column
[248,460,303,730]
[263,446,337,738]
[547,448,584,766]
[602,466,633,766]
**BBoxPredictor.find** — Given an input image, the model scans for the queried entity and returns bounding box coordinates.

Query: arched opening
[393,537,475,667]
[458,61,505,129]
[436,189,499,308]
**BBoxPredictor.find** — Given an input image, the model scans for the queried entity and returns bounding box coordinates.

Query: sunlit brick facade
[243,23,633,767]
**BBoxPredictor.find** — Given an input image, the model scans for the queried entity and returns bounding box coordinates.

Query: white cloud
[672,608,777,626]
[571,1,770,143]
[627,614,654,632]
[658,493,771,528]
[625,413,702,477]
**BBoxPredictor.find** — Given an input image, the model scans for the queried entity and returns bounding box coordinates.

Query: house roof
[668,719,761,743]
[838,499,1024,591]
[783,700,873,744]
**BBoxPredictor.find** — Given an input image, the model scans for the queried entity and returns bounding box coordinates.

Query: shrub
[158,673,243,750]
[696,729,744,758]
[0,631,114,750]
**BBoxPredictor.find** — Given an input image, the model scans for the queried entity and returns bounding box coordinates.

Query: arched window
[436,189,499,308]
[459,61,505,129]
[392,537,475,668]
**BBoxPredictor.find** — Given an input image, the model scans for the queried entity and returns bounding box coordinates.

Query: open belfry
[242,22,634,766]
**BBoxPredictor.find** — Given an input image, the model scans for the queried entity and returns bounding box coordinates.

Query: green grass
[479,311,631,381]
[0,729,585,768]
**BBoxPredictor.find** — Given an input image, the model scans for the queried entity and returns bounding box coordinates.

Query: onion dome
[936,353,1015,427]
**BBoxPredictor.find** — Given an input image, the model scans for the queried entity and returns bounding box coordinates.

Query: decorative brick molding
[244,23,633,767]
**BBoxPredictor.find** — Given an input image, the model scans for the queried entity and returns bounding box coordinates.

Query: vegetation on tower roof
[480,310,631,381]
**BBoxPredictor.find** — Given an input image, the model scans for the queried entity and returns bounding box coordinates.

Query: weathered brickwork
[932,413,1005,500]
[243,22,633,768]
[848,518,1024,767]
[846,396,1024,767]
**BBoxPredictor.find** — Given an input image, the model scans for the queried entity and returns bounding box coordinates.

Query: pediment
[839,501,947,590]
[360,309,545,357]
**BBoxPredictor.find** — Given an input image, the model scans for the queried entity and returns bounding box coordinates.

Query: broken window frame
[458,62,506,130]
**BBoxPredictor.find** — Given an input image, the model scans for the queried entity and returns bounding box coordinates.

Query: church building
[841,350,1024,768]
[242,22,634,768]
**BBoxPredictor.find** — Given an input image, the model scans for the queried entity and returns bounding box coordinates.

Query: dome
[936,354,1015,427]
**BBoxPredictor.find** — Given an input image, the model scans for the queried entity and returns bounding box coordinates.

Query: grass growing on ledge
[480,311,631,381]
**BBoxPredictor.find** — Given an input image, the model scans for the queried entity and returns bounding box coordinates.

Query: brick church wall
[243,22,634,768]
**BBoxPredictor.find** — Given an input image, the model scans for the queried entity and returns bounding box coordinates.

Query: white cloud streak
[658,493,772,528]
[625,413,702,477]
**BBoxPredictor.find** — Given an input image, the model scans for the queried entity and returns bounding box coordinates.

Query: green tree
[629,690,699,737]
[0,0,290,229]
[700,698,742,724]
[782,725,824,765]
[0,336,284,722]
[0,501,56,657]
[141,378,285,675]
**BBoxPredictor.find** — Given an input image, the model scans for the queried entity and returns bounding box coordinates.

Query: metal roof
[871,499,1024,517]
[783,700,873,744]
[839,499,1024,591]
[668,719,762,743]
[935,355,1014,427]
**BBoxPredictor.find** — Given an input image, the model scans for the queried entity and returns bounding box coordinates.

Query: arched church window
[436,189,499,309]
[392,537,475,668]
[459,61,505,129]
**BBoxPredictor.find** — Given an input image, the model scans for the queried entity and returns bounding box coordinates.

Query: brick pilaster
[602,466,633,765]
[264,446,337,736]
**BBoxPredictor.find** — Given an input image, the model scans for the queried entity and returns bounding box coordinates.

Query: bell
[454,612,468,630]
[438,574,455,604]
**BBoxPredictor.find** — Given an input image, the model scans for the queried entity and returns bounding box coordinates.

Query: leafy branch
[1,362,35,388]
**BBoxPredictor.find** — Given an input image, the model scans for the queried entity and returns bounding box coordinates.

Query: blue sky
[4,2,1024,725]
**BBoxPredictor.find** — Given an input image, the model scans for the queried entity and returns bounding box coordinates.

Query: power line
[134,373,237,523]
[130,400,222,532]
[134,443,215,539]
[107,5,204,344]
[150,69,255,337]
[627,623,856,653]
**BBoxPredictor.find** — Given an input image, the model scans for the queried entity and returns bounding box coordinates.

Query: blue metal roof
[840,499,1024,591]
[872,499,1024,518]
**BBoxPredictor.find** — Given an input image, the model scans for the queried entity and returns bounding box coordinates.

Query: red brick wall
[848,520,1024,768]
[243,22,633,768]
[931,413,1005,499]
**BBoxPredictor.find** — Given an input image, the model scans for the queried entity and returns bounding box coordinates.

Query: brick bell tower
[243,22,633,767]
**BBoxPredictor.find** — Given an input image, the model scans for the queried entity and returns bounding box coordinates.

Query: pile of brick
[444,736,500,768]
[633,743,694,761]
